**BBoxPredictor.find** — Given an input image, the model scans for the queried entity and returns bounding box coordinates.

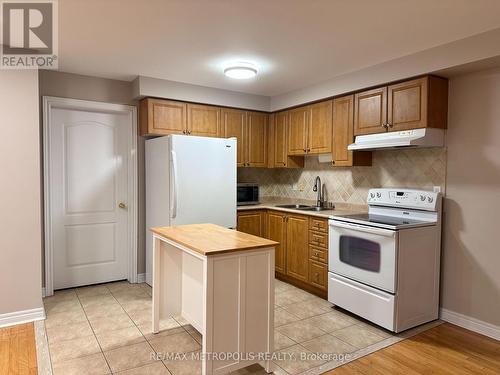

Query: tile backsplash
[238,148,446,205]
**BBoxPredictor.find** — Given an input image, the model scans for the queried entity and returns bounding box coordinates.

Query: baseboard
[137,273,146,283]
[0,307,46,328]
[440,308,500,341]
[42,287,46,298]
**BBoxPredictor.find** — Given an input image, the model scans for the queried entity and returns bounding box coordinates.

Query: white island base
[151,224,277,375]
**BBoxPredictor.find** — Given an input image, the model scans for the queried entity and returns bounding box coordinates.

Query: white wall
[442,67,500,331]
[133,75,271,111]
[271,27,500,111]
[0,70,43,316]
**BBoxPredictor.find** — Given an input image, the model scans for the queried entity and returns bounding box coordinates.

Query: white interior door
[46,98,136,290]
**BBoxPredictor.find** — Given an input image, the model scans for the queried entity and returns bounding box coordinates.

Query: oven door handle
[329,220,396,237]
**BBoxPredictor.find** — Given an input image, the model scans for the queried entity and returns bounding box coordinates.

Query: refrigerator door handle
[170,150,179,218]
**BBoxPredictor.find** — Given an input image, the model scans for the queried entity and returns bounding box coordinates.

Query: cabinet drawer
[309,261,327,290]
[309,218,328,233]
[309,230,328,249]
[309,245,327,264]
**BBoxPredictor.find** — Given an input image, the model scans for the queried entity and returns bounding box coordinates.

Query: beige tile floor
[42,279,394,375]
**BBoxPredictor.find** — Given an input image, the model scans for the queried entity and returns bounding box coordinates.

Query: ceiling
[58,0,500,96]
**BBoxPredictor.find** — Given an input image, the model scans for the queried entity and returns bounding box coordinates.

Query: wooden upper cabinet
[222,108,247,167]
[140,98,186,136]
[308,101,332,154]
[267,211,287,274]
[286,214,309,282]
[187,103,220,137]
[331,95,372,167]
[273,111,288,167]
[354,76,448,136]
[286,101,333,155]
[332,95,355,166]
[287,107,309,155]
[222,109,268,168]
[354,87,388,136]
[247,111,267,167]
[237,210,264,237]
[268,112,304,169]
[388,76,448,131]
[387,77,427,131]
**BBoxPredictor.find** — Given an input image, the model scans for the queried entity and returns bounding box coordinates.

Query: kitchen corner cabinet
[247,111,268,167]
[236,210,266,237]
[268,112,304,168]
[354,76,448,136]
[287,101,332,155]
[223,109,268,168]
[139,98,220,137]
[332,95,372,167]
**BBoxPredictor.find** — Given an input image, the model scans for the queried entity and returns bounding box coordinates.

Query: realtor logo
[1,0,58,69]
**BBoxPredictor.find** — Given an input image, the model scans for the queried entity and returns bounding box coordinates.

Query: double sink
[274,204,333,212]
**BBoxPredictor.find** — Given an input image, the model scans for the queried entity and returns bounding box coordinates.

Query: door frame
[43,96,138,296]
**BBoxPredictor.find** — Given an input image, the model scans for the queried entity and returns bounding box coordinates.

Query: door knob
[119,202,127,209]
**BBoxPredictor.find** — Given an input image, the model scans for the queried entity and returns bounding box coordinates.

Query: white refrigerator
[145,135,237,284]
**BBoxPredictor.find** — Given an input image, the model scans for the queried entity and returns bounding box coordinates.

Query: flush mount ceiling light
[224,62,258,79]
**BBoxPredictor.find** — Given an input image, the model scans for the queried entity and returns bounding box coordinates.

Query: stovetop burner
[333,213,436,230]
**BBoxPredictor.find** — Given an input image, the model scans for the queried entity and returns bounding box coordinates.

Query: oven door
[328,220,398,293]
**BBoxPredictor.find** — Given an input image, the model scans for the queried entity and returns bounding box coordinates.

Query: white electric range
[328,188,442,333]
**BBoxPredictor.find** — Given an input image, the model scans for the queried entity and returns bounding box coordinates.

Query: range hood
[348,128,445,151]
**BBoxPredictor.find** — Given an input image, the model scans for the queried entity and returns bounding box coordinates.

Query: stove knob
[376,192,381,198]
[420,195,426,201]
[428,196,434,203]
[370,192,375,198]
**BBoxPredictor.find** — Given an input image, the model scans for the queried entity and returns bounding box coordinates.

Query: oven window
[339,236,381,272]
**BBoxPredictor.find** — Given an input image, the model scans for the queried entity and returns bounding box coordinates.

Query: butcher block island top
[151,223,276,374]
[150,223,278,256]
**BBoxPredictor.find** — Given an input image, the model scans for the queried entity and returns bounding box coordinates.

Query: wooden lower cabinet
[236,210,265,237]
[260,210,329,297]
[309,260,327,290]
[266,211,287,274]
[285,214,309,282]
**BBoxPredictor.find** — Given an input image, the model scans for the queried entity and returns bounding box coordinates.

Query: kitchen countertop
[151,223,278,255]
[237,196,367,219]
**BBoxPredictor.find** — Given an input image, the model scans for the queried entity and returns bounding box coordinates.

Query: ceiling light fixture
[224,62,258,79]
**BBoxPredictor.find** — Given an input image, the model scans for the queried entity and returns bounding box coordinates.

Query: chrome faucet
[313,176,323,207]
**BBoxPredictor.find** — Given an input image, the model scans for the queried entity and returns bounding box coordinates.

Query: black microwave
[237,183,259,206]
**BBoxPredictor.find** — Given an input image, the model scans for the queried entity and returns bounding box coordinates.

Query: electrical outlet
[292,183,299,191]
[433,186,441,193]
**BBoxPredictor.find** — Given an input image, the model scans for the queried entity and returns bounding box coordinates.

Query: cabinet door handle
[182,129,186,134]
[382,123,388,128]
[387,123,393,128]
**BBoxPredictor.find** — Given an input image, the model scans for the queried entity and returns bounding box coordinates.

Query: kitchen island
[150,223,278,375]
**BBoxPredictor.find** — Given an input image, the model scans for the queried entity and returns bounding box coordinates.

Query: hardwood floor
[0,323,37,375]
[327,323,500,375]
